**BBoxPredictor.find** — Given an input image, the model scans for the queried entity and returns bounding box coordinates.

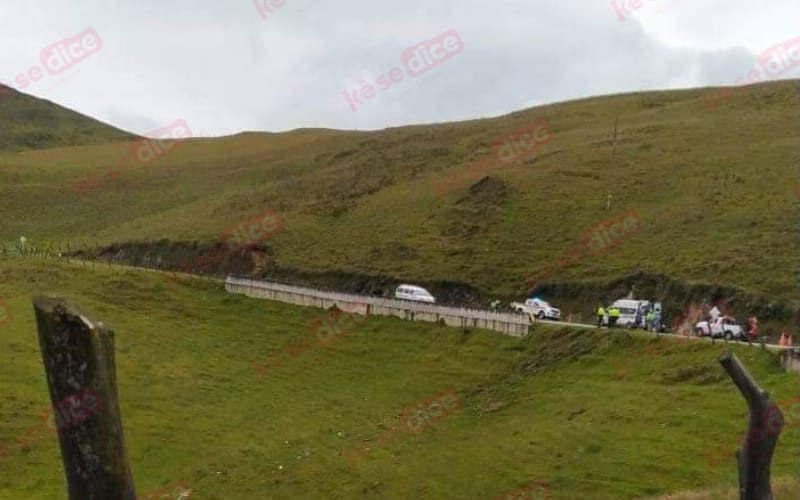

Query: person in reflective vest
[608,307,621,328]
[596,304,606,327]
[645,310,655,330]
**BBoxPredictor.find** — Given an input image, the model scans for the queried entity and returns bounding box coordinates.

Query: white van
[607,299,651,328]
[394,284,436,304]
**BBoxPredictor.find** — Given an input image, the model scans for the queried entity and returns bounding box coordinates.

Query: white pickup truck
[510,298,561,320]
[695,316,745,340]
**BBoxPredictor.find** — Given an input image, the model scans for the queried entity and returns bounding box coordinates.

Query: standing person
[747,315,759,343]
[645,309,655,331]
[596,304,606,328]
[780,329,793,347]
[608,306,620,328]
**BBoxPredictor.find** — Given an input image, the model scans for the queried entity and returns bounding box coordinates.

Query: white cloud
[0,0,796,136]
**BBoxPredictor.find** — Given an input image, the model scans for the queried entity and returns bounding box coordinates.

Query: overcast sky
[1,0,799,137]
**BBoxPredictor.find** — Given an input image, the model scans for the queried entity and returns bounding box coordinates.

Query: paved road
[535,316,793,352]
[49,258,799,353]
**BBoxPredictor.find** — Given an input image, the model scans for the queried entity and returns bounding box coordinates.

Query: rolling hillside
[0,80,798,317]
[2,81,800,499]
[0,257,798,499]
[0,84,131,152]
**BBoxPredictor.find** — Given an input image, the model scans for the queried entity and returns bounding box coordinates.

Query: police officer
[608,306,621,328]
[596,304,606,327]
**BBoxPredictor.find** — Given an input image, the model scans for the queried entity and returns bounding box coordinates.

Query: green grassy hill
[1,257,799,499]
[1,81,797,317]
[0,84,131,152]
[2,81,799,499]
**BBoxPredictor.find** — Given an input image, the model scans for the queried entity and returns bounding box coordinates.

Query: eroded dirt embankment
[60,240,798,329]
[68,240,484,306]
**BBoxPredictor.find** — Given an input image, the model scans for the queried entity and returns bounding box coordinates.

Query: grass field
[0,81,798,310]
[1,257,798,499]
[1,79,798,498]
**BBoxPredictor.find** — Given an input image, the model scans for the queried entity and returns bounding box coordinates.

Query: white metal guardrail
[225,275,531,336]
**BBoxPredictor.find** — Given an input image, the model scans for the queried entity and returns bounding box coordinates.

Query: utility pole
[608,118,618,211]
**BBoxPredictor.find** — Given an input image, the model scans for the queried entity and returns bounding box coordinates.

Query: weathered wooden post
[718,351,784,500]
[33,296,136,500]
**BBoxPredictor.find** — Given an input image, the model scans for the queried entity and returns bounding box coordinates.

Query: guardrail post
[33,296,136,500]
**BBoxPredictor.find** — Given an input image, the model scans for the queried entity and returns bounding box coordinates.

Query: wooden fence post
[33,296,136,500]
[718,351,784,500]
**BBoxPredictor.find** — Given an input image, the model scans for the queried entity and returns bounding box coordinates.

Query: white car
[695,316,745,340]
[510,298,561,320]
[394,284,436,304]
